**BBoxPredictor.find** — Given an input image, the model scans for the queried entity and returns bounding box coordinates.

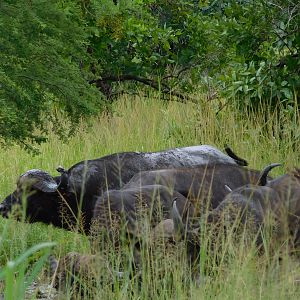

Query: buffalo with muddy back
[123,163,271,216]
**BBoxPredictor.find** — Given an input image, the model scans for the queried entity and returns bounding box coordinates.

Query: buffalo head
[0,169,88,231]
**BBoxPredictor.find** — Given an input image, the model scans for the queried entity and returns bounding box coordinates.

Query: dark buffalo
[266,169,300,246]
[0,145,244,233]
[204,164,300,249]
[91,184,195,272]
[169,163,300,267]
[0,170,70,227]
[51,185,193,290]
[123,164,270,215]
[91,184,193,245]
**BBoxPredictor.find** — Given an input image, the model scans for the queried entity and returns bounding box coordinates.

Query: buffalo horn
[258,163,282,186]
[171,200,185,235]
[225,184,232,192]
[18,169,58,193]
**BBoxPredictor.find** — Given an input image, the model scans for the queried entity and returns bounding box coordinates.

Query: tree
[213,0,300,106]
[80,0,220,99]
[0,0,102,151]
[1,0,299,151]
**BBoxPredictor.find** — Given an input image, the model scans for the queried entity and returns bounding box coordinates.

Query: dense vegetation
[1,0,299,149]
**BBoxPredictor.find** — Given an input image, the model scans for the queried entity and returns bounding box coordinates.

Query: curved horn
[258,163,282,186]
[224,145,248,166]
[171,200,185,235]
[18,169,58,193]
[225,184,232,192]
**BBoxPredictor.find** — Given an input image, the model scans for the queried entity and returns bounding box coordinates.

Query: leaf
[131,56,142,64]
[0,242,57,277]
[281,88,293,99]
[163,40,171,51]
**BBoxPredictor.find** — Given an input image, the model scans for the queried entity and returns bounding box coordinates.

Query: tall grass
[0,92,300,299]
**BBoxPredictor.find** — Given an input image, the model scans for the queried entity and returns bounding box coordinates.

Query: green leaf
[131,56,142,64]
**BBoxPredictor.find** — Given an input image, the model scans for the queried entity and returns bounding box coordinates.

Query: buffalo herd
[0,145,246,232]
[1,144,299,287]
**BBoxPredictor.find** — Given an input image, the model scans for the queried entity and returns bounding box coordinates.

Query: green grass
[0,93,300,299]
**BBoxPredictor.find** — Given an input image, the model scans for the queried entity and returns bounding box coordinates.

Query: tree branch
[162,66,191,81]
[89,74,199,103]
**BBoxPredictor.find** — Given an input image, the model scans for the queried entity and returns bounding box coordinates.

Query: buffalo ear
[18,169,58,193]
[56,166,66,174]
[57,169,69,190]
[258,163,282,186]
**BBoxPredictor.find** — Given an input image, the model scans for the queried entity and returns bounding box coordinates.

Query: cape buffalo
[203,164,300,249]
[123,164,270,215]
[0,145,244,233]
[167,163,300,267]
[143,164,280,266]
[92,184,193,242]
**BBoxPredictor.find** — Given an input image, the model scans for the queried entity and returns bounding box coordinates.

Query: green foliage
[219,60,297,107]
[83,0,299,107]
[88,0,177,74]
[1,0,299,149]
[82,0,219,91]
[213,0,300,106]
[0,0,102,150]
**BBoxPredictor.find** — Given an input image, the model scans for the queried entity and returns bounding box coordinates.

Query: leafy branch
[89,74,199,103]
